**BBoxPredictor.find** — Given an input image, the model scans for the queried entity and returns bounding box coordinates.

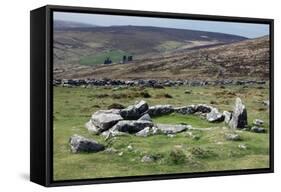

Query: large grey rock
[223,111,232,124]
[90,109,123,132]
[228,98,248,129]
[69,134,105,153]
[111,120,154,134]
[174,105,196,115]
[206,108,224,122]
[147,105,174,116]
[156,124,191,134]
[138,113,152,122]
[120,100,149,120]
[251,126,266,133]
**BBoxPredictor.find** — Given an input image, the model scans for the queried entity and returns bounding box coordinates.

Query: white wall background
[0,0,279,191]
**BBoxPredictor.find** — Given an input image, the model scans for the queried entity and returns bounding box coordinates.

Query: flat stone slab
[111,120,154,134]
[251,126,266,133]
[156,124,191,134]
[147,105,174,116]
[135,126,160,137]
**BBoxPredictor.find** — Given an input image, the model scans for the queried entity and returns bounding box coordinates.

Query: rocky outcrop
[69,134,105,153]
[228,98,247,129]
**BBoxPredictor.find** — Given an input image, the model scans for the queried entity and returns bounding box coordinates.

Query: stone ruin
[69,97,266,153]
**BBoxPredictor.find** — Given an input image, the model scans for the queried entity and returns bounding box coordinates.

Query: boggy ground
[53,84,270,181]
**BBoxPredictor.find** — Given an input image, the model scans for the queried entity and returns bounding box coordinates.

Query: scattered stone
[127,145,133,150]
[69,134,105,153]
[225,133,241,141]
[167,134,175,138]
[251,126,266,133]
[263,100,270,107]
[174,105,196,115]
[195,104,213,113]
[54,79,268,88]
[101,130,127,140]
[184,90,192,94]
[137,113,152,122]
[228,98,248,129]
[156,124,191,134]
[90,109,123,132]
[104,147,118,154]
[118,151,123,156]
[120,100,149,120]
[192,135,201,140]
[238,144,247,150]
[147,105,174,116]
[206,108,224,122]
[111,120,154,134]
[253,119,264,126]
[135,126,160,137]
[223,111,232,124]
[141,155,155,163]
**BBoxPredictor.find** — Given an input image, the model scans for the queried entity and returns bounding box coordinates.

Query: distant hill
[53,24,247,66]
[54,20,98,30]
[54,36,269,81]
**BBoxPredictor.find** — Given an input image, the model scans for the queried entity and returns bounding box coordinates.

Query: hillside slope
[53,23,247,66]
[54,36,269,81]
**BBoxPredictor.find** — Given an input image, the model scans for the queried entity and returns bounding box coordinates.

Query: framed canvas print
[30,5,274,187]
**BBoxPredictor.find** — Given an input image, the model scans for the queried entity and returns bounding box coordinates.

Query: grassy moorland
[53,84,270,181]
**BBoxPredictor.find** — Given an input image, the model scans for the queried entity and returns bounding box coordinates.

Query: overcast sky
[54,11,269,38]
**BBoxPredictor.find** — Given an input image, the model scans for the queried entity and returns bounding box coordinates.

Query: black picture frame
[30,4,274,187]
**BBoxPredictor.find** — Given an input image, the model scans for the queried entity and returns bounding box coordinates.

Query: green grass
[79,50,131,65]
[153,113,223,128]
[53,84,270,181]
